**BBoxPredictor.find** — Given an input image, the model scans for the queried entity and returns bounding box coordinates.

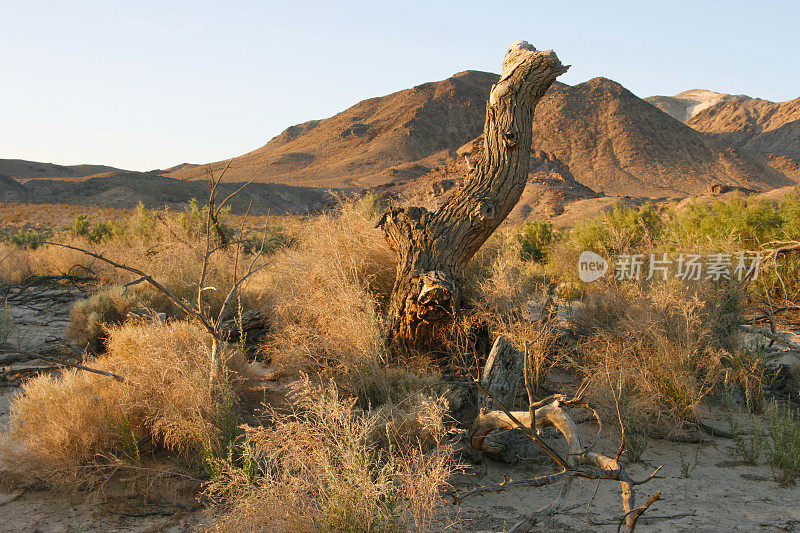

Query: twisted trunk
[379,41,568,345]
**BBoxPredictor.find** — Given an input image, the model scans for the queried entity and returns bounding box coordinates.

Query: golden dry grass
[573,279,734,432]
[254,199,396,400]
[1,321,238,489]
[205,379,456,533]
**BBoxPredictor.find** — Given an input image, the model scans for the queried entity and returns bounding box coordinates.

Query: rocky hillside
[0,172,340,215]
[0,159,121,181]
[169,73,798,198]
[644,89,742,122]
[687,97,800,160]
[6,76,799,211]
[646,91,800,161]
[529,78,795,197]
[167,71,498,188]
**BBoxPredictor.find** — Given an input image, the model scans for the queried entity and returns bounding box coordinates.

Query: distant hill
[5,75,800,216]
[169,73,799,198]
[528,78,796,197]
[646,91,800,161]
[167,70,498,187]
[0,159,122,181]
[644,89,743,122]
[687,97,800,160]
[0,172,341,215]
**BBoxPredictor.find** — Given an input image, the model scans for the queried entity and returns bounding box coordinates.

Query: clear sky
[2,0,798,171]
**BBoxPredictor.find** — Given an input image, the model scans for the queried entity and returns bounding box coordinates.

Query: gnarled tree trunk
[379,41,568,345]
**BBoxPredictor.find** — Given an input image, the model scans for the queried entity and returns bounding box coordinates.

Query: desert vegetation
[2,43,800,532]
[3,179,800,530]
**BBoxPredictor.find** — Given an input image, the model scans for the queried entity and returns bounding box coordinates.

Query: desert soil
[1,283,799,532]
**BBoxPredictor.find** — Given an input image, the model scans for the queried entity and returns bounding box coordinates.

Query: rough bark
[379,41,568,344]
[480,335,523,411]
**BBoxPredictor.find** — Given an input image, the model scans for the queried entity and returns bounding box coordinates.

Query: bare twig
[470,342,662,532]
[618,491,661,533]
[0,348,124,382]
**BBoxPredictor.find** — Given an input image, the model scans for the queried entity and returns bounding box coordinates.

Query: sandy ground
[2,282,800,532]
[445,423,800,532]
[0,282,208,532]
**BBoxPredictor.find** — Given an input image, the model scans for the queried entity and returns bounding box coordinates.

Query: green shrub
[570,202,660,254]
[666,195,782,250]
[515,220,557,263]
[179,198,233,238]
[70,214,122,243]
[766,402,800,485]
[0,227,52,249]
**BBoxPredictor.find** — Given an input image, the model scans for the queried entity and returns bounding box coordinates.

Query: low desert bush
[0,227,53,249]
[257,199,396,400]
[205,380,456,533]
[766,401,800,485]
[66,286,140,352]
[664,195,784,250]
[573,279,736,433]
[70,214,122,243]
[1,321,241,489]
[570,202,661,255]
[515,220,558,263]
[723,390,765,465]
[0,298,11,346]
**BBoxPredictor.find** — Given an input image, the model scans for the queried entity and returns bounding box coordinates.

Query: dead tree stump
[480,335,523,411]
[379,41,568,345]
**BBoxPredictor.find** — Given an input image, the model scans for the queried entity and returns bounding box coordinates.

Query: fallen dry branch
[739,325,800,351]
[0,348,125,382]
[462,335,662,532]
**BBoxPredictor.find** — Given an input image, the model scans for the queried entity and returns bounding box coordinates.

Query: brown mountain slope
[168,73,797,198]
[0,159,121,180]
[0,172,340,215]
[167,70,498,187]
[381,137,601,222]
[686,97,800,160]
[530,78,796,197]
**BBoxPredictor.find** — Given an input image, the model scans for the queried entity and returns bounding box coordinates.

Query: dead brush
[66,285,140,352]
[573,280,728,436]
[0,321,243,489]
[204,379,457,533]
[256,199,396,400]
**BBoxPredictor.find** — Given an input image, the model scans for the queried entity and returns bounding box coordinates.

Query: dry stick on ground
[0,348,125,382]
[465,351,662,532]
[40,160,270,382]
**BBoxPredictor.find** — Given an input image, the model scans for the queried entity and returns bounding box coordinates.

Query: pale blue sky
[2,0,798,171]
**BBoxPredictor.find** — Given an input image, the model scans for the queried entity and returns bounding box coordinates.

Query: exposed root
[461,340,663,532]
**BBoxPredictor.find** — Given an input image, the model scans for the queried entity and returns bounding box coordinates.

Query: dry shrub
[205,380,456,533]
[462,229,563,391]
[573,279,736,432]
[66,286,140,352]
[1,321,236,488]
[256,200,395,398]
[0,241,91,284]
[0,205,275,319]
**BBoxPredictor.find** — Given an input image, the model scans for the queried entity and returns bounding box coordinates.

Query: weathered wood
[480,335,523,411]
[379,41,568,345]
[470,399,662,532]
[0,352,29,366]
